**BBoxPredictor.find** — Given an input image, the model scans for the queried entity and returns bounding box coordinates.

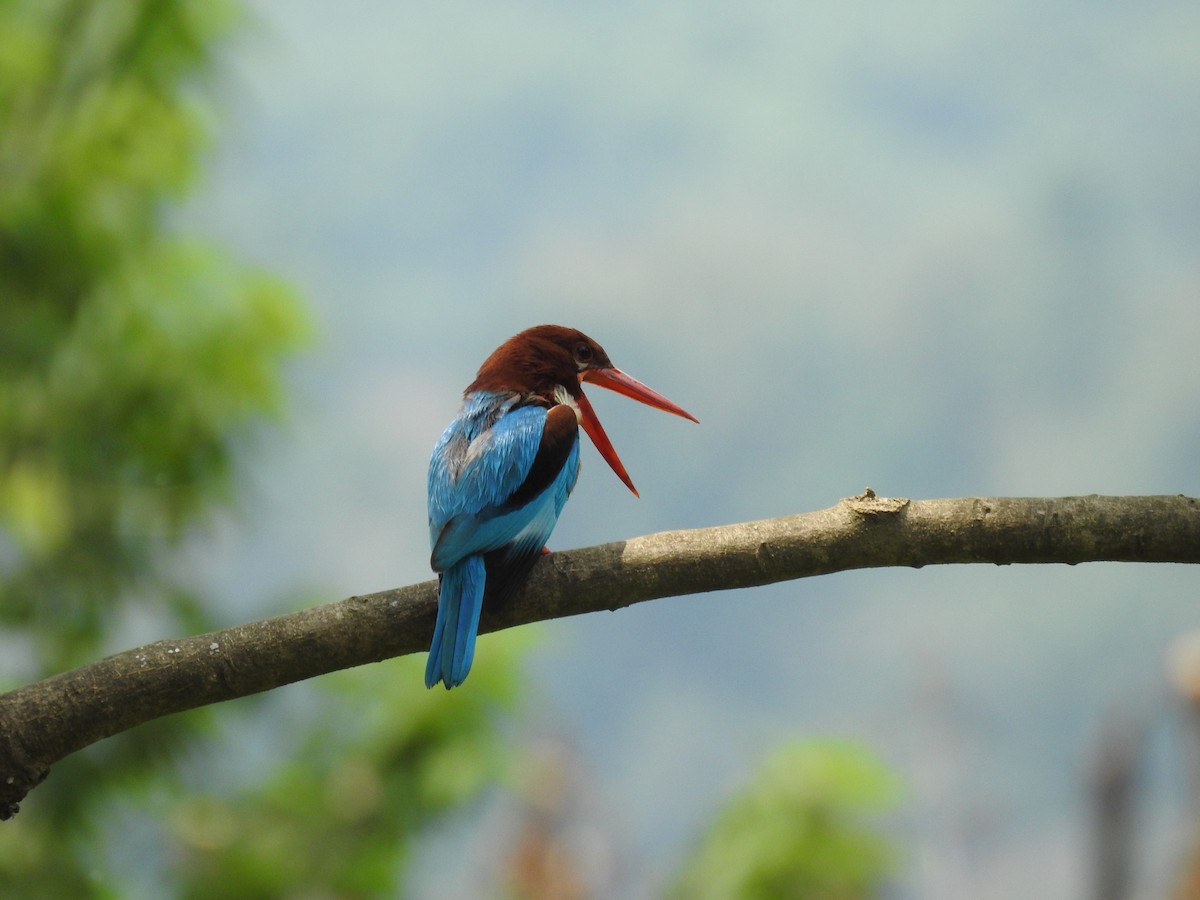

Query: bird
[425,324,698,689]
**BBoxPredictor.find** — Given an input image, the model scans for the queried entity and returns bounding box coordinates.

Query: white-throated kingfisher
[425,325,698,689]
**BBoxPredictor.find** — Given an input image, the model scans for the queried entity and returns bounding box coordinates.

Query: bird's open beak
[577,367,698,497]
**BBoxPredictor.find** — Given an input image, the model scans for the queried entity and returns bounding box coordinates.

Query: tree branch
[2,493,1197,818]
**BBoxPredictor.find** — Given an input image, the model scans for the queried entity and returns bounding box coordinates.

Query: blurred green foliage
[166,643,527,900]
[671,741,901,900]
[0,0,298,670]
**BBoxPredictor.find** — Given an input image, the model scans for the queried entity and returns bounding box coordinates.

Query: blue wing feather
[425,392,580,689]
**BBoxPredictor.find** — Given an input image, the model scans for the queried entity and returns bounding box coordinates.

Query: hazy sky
[185,1,1200,895]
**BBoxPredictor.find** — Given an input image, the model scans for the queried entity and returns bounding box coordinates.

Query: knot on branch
[845,488,910,517]
[0,765,48,821]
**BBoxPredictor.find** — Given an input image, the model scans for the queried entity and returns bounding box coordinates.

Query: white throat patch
[552,384,582,421]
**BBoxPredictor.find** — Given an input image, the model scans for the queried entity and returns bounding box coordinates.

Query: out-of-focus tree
[670,741,900,900]
[0,0,304,891]
[0,2,520,895]
[0,0,294,670]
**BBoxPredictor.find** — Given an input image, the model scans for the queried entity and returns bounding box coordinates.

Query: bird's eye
[574,342,593,366]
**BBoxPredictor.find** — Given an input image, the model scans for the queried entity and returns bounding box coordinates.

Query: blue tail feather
[425,555,486,689]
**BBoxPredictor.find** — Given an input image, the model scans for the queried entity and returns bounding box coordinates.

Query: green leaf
[671,740,902,900]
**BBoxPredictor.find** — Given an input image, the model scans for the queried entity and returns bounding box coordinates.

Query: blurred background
[2,0,1198,897]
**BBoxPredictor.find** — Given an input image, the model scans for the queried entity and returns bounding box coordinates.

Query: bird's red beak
[577,367,698,497]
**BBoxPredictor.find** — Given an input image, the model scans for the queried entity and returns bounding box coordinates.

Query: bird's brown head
[467,325,697,495]
[467,325,612,399]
